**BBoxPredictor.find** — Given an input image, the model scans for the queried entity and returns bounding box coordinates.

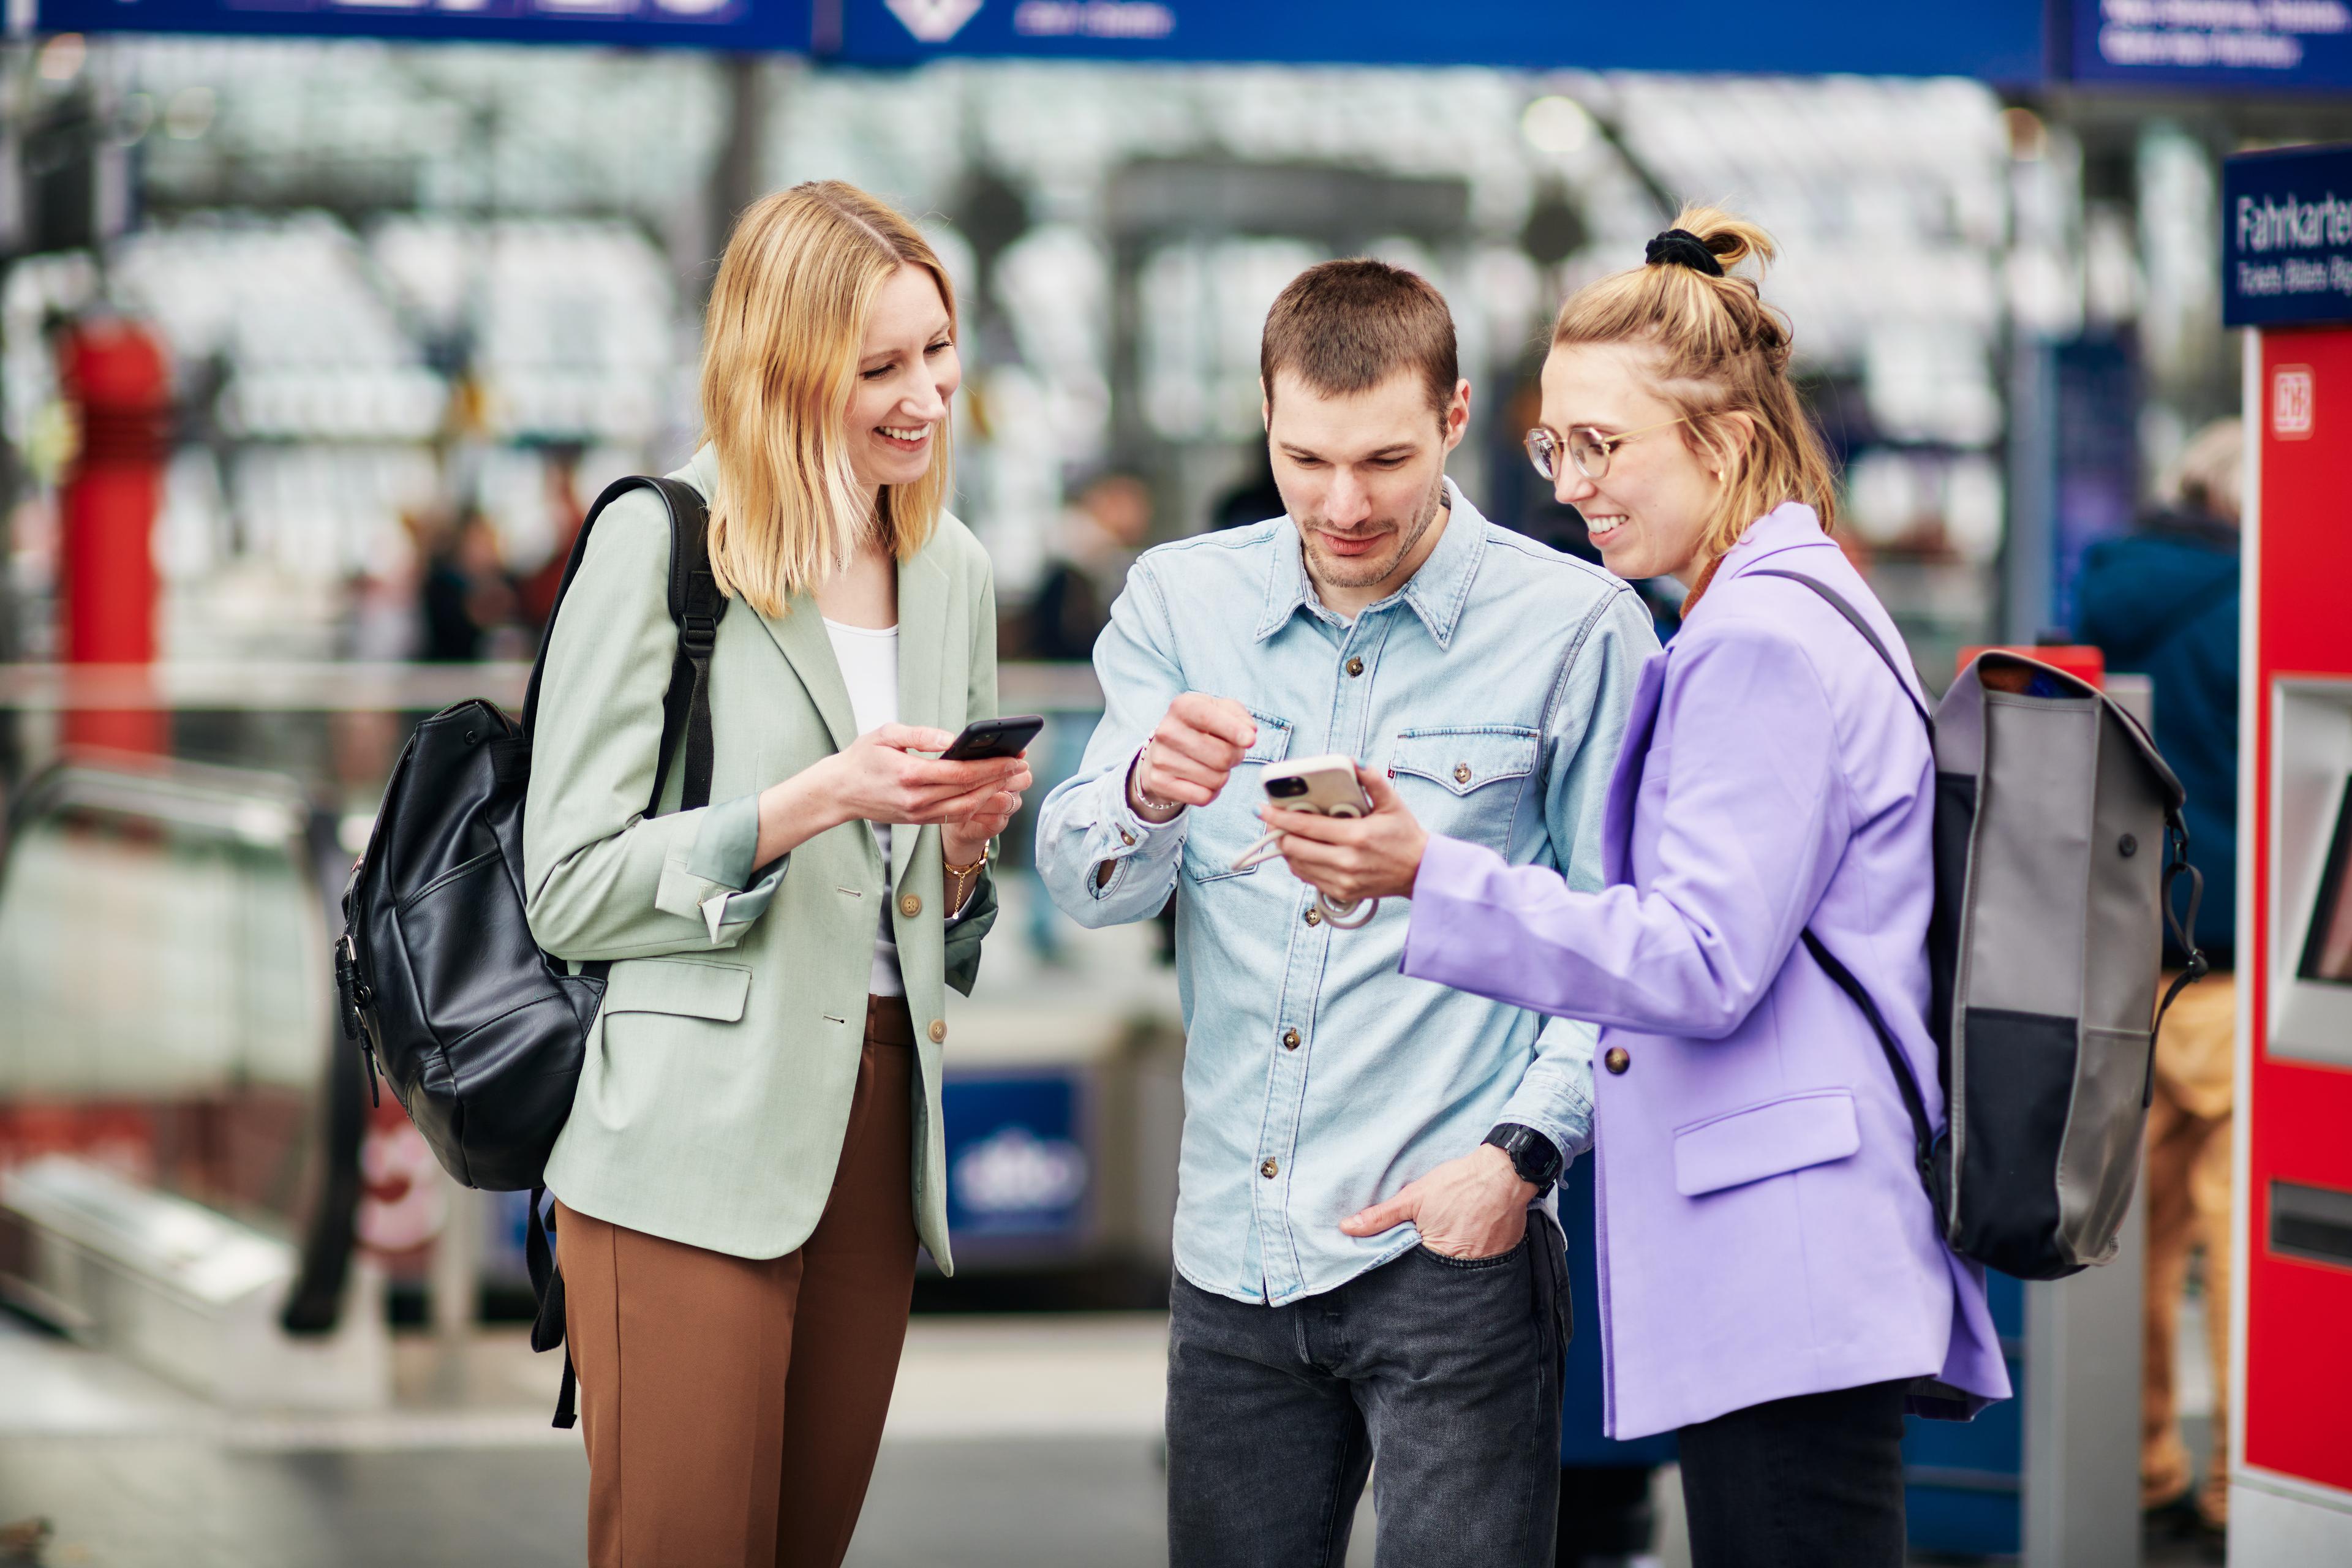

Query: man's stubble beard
[1301,467,1449,592]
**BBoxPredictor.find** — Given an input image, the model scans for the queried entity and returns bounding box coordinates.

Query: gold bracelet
[944,851,987,913]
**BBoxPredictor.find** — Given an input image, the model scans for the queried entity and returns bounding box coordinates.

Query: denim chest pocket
[1388,725,1540,853]
[1182,710,1295,884]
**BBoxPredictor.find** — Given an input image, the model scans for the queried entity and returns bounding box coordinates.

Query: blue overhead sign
[2224,144,2352,327]
[2070,1,2352,92]
[34,0,812,50]
[834,1,2049,80]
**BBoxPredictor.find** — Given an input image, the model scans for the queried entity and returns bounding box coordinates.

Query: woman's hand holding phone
[1262,765,1431,905]
[755,725,1030,867]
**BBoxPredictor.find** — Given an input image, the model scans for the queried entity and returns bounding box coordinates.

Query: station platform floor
[0,1310,1295,1568]
[1,1297,2226,1567]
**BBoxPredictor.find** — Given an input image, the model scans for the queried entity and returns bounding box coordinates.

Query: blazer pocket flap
[1673,1090,1860,1197]
[601,959,752,1022]
[1390,725,1540,796]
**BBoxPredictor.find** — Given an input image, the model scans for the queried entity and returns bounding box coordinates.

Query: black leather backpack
[335,475,725,1424]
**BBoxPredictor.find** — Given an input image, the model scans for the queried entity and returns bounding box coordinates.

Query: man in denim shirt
[1036,260,1656,1566]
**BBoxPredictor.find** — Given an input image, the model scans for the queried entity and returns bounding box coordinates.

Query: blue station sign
[34,0,813,50]
[833,0,2049,79]
[2070,1,2352,93]
[2225,143,2352,327]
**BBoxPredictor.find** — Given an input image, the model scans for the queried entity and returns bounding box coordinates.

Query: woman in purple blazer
[1266,209,2010,1567]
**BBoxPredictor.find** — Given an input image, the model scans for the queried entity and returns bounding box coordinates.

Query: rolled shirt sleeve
[1036,564,1194,929]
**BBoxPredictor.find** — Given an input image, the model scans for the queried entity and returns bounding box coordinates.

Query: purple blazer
[1402,504,2010,1439]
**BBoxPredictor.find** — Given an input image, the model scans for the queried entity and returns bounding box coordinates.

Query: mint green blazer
[523,447,1000,1267]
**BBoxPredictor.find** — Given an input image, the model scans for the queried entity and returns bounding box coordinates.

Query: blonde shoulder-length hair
[1551,205,1838,565]
[700,180,957,617]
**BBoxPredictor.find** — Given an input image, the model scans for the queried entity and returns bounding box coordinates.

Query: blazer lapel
[1601,654,1667,886]
[892,549,952,890]
[755,598,860,758]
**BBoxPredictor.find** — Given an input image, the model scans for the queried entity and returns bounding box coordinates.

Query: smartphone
[940,714,1045,761]
[1261,753,1371,817]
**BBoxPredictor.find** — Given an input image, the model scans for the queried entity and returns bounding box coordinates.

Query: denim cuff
[1090,749,1184,900]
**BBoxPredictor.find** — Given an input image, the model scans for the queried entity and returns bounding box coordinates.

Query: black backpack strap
[1803,929,1940,1202]
[1747,568,1934,734]
[521,475,726,817]
[524,1185,578,1429]
[645,476,724,815]
[2147,825,2211,1104]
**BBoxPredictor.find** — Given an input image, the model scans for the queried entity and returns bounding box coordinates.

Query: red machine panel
[2245,324,2352,1494]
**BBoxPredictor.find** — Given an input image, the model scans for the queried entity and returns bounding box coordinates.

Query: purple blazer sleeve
[1401,618,1851,1040]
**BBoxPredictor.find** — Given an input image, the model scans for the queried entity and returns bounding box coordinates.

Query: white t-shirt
[823,618,906,998]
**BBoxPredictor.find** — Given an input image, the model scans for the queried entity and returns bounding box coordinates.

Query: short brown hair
[1261,258,1458,424]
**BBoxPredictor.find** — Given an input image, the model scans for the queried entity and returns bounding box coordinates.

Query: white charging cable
[1229,829,1379,929]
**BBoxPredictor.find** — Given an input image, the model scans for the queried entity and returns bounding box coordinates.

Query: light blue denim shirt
[1036,481,1658,1306]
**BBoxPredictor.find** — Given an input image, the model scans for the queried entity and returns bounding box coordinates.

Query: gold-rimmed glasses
[1524,415,1695,483]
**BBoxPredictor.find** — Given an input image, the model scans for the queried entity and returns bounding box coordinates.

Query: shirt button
[1120,828,1136,846]
[1604,1046,1630,1075]
[1260,1158,1280,1179]
[1303,907,1322,927]
[1453,763,1472,785]
[900,894,922,918]
[929,1019,948,1044]
[1346,656,1365,677]
[1282,1028,1301,1051]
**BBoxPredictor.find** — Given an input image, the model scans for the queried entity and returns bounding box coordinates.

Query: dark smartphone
[940,714,1045,761]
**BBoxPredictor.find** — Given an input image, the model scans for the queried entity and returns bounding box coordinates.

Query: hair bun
[1645,229,1724,277]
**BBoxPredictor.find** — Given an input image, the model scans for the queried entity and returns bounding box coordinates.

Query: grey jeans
[1166,1212,1570,1568]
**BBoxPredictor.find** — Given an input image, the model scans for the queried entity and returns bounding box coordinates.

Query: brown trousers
[556,996,919,1568]
[2141,970,2234,1525]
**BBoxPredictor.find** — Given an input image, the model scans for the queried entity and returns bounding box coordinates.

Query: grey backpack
[1757,571,2206,1283]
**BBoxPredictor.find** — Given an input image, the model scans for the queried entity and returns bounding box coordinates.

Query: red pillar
[56,317,172,755]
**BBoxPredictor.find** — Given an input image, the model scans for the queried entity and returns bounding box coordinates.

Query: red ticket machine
[2226,143,2352,1562]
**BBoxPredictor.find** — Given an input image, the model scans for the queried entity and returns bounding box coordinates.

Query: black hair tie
[1645,228,1724,277]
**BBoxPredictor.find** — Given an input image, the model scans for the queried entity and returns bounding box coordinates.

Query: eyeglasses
[1524,416,1694,483]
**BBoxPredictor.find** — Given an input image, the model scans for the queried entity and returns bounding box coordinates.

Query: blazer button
[1604,1046,1630,1075]
[1260,1158,1280,1178]
[1304,907,1323,927]
[900,894,922,918]
[1282,1028,1301,1051]
[929,1019,948,1044]
[1346,656,1365,677]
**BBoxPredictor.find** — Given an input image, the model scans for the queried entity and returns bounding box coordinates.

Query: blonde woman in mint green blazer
[521,181,1028,1568]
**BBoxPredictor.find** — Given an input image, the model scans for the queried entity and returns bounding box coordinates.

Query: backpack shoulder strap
[518,475,726,815]
[1803,929,1942,1202]
[1747,568,1933,734]
[647,476,723,815]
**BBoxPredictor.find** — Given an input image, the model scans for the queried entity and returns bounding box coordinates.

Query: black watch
[1483,1123,1564,1196]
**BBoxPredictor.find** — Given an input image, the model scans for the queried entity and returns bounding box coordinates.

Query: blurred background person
[2075,416,2242,1559]
[1019,472,1152,962]
[519,442,590,636]
[417,504,521,662]
[1028,471,1148,662]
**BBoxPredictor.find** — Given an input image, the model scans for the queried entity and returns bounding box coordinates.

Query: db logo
[2273,366,2314,440]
